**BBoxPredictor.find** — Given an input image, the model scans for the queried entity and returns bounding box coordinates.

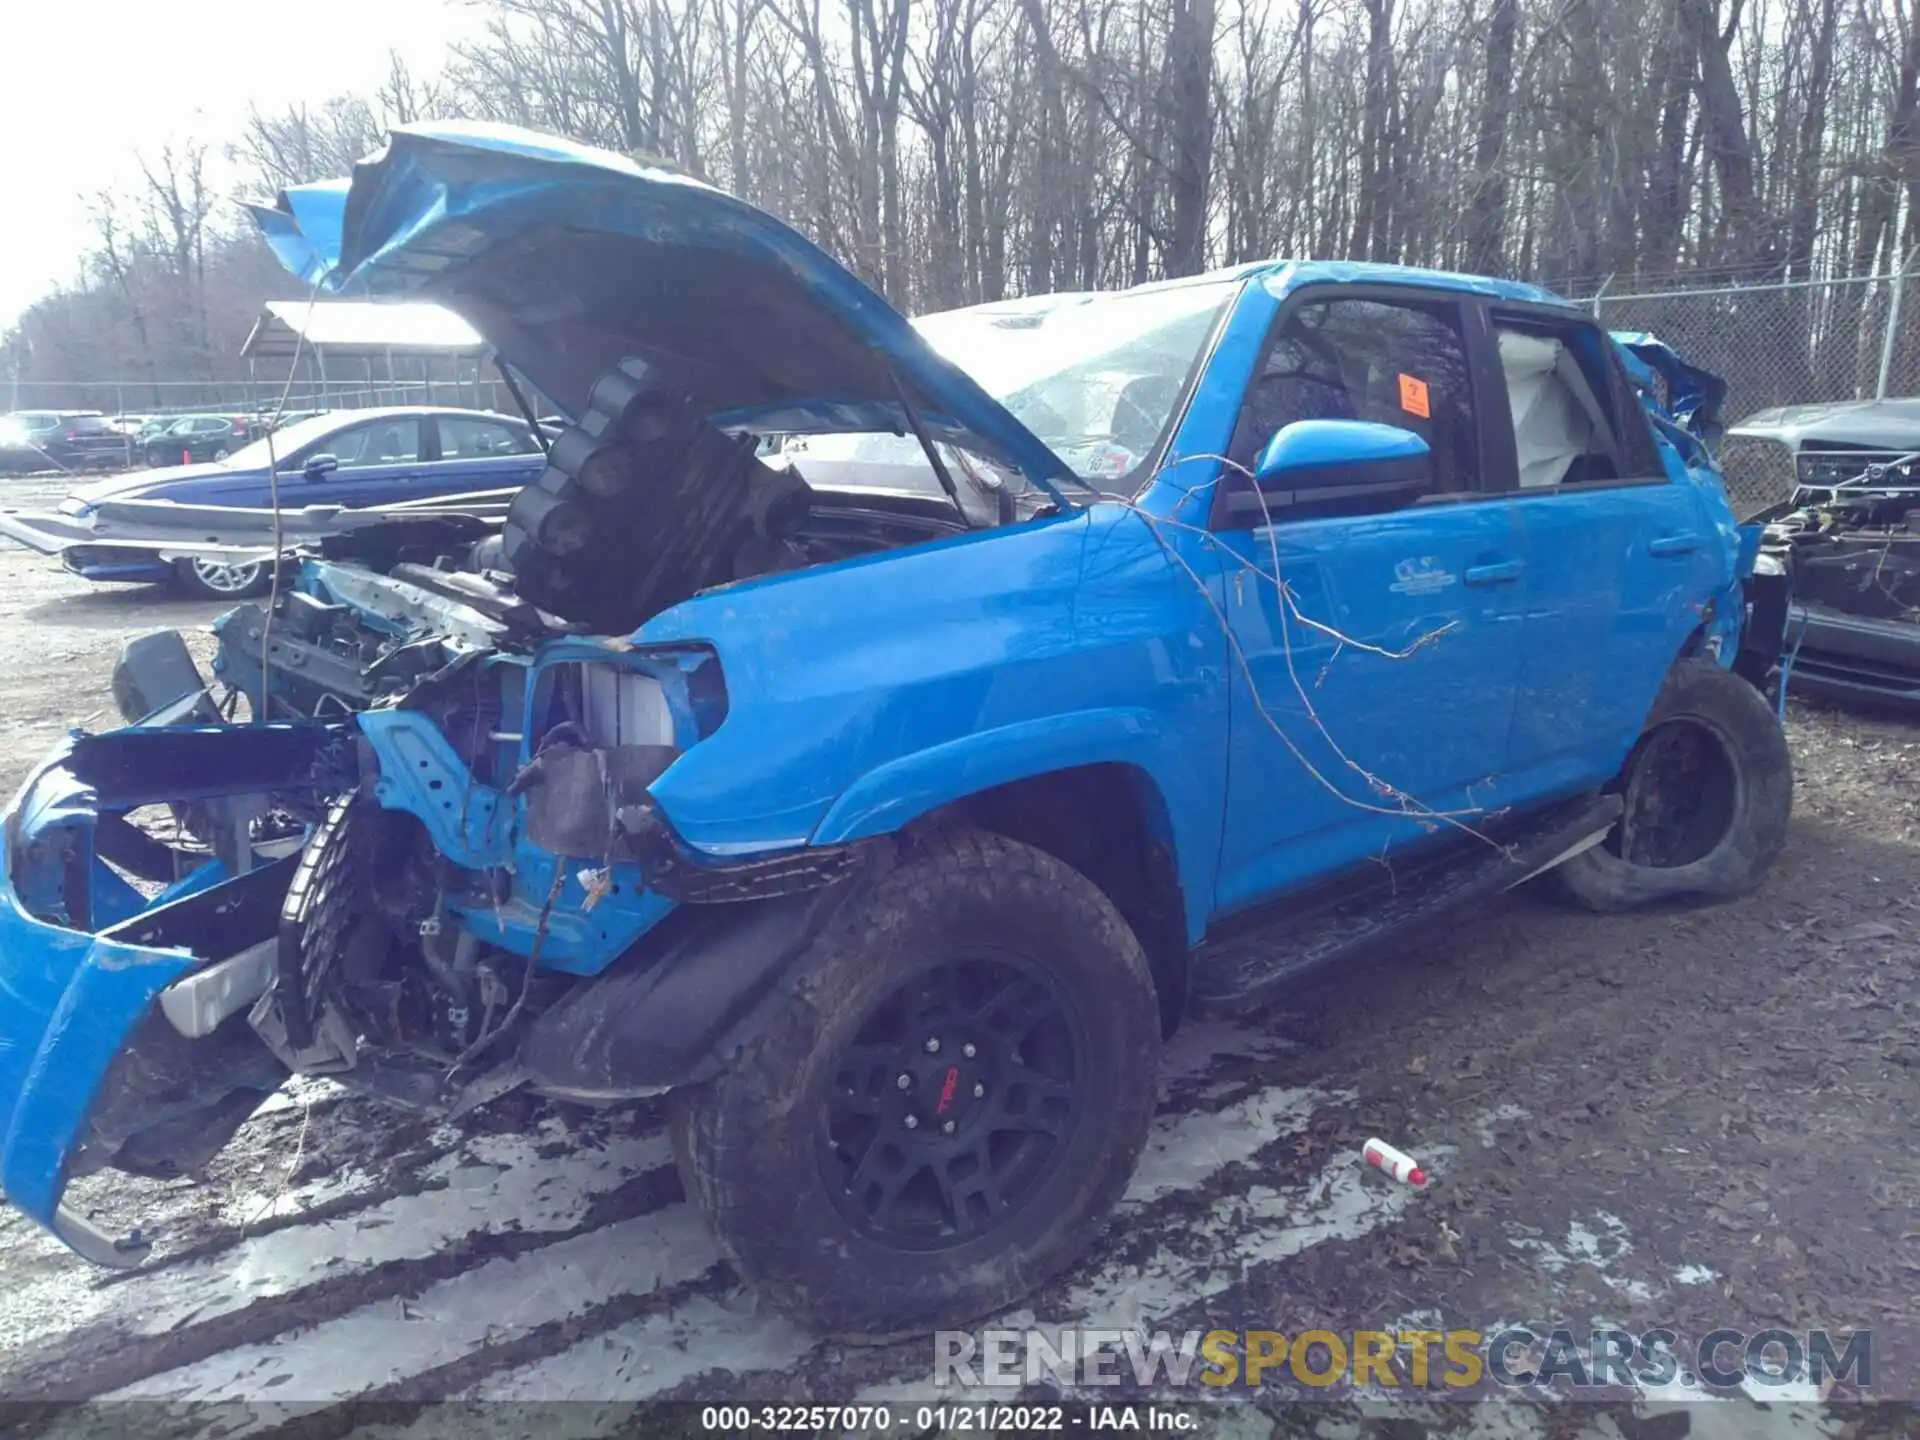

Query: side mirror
[303,453,340,480]
[1223,420,1433,524]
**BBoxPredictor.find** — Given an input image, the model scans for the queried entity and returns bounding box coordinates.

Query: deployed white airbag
[1500,330,1597,489]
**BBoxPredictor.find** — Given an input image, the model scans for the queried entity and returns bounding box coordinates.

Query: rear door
[424,415,546,499]
[1482,307,1724,802]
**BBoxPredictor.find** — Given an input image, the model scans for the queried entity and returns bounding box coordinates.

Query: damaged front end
[0,542,895,1263]
[225,558,885,1115]
[1755,454,1920,707]
[0,720,348,1262]
[0,121,1187,1266]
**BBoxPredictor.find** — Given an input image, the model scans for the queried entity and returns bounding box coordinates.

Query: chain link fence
[4,376,515,420]
[12,270,1917,512]
[1585,267,1918,519]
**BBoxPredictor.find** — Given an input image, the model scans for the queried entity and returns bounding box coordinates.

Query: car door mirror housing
[303,453,340,480]
[1222,420,1434,525]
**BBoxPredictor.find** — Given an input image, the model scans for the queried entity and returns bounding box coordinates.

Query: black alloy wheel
[822,953,1085,1250]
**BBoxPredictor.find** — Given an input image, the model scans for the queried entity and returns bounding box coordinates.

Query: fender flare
[519,869,877,1098]
[809,707,1206,939]
[813,707,1190,843]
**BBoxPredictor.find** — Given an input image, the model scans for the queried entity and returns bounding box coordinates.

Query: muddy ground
[0,483,1913,1438]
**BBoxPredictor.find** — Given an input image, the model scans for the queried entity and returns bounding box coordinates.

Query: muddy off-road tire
[1544,659,1792,913]
[669,827,1162,1343]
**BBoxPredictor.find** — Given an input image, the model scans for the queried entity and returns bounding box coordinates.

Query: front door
[301,416,429,506]
[1211,290,1528,916]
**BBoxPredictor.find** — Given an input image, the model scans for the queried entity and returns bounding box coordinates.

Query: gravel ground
[0,499,1913,1439]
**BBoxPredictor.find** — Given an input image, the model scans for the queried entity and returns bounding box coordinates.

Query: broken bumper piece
[0,724,346,1264]
[1784,602,1920,709]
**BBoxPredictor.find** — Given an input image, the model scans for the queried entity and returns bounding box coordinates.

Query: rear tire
[670,826,1162,1343]
[1543,659,1792,912]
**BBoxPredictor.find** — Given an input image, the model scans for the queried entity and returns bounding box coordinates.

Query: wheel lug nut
[942,1120,956,1133]
[896,1074,912,1090]
[973,1082,985,1098]
[904,1114,919,1130]
[925,1038,940,1054]
[962,1042,977,1058]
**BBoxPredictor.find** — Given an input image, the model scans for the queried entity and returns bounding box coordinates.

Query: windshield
[219,412,352,469]
[913,279,1237,489]
[774,431,1017,524]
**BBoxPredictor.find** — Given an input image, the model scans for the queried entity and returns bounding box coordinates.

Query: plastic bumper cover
[0,725,338,1263]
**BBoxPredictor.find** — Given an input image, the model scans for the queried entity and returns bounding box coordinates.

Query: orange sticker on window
[1398,374,1431,418]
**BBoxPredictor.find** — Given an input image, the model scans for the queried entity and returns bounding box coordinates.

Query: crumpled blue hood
[246,122,1077,505]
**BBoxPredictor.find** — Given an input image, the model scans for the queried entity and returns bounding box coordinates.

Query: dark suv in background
[0,412,126,474]
[141,414,260,467]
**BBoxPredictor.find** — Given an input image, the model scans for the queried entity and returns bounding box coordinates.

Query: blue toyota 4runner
[0,125,1791,1341]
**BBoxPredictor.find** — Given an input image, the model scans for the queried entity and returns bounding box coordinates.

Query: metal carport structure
[239,302,499,412]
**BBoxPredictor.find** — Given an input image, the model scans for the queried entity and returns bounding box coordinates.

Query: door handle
[1649,534,1701,557]
[1464,559,1525,586]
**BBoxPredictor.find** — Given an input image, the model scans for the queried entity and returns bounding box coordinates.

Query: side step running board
[1189,793,1622,1016]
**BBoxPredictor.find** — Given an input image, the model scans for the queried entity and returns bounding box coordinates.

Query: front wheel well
[927,763,1189,1037]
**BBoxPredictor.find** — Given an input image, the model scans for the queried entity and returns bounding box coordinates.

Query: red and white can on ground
[1362,1137,1429,1187]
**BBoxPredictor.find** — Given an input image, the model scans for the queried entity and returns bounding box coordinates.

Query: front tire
[1544,659,1792,912]
[671,827,1162,1342]
[173,556,271,600]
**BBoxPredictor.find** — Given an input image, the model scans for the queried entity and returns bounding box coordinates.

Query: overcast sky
[0,0,474,328]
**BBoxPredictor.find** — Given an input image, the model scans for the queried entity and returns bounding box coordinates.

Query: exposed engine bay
[1761,471,1920,619]
[199,356,1031,724]
[1756,454,1920,705]
[62,362,1030,1175]
[497,355,1025,633]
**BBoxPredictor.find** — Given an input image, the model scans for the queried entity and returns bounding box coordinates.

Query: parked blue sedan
[48,406,546,597]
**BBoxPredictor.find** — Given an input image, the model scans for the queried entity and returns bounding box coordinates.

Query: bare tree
[22,0,1920,406]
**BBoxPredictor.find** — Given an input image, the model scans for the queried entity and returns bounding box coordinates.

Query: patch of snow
[1191,1411,1277,1440]
[851,1373,1024,1407]
[1511,1212,1632,1276]
[1673,1264,1718,1285]
[1159,1020,1297,1085]
[1058,1146,1448,1336]
[1509,1212,1664,1312]
[1630,1398,1844,1440]
[213,1164,378,1229]
[1127,1086,1339,1202]
[249,1076,347,1117]
[0,1129,670,1359]
[477,1077,1340,1401]
[107,1195,718,1405]
[1471,1103,1529,1148]
[466,1293,818,1401]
